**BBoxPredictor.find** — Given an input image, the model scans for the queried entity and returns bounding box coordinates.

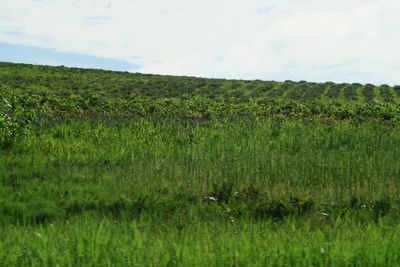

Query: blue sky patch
[0,42,140,71]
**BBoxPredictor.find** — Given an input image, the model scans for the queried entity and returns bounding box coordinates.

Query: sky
[0,0,400,85]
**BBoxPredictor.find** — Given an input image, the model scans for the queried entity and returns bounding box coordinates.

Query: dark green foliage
[289,194,314,215]
[285,83,306,100]
[268,81,293,99]
[325,83,342,99]
[302,83,327,102]
[254,200,289,219]
[372,199,391,222]
[394,85,400,97]
[343,83,360,101]
[210,182,235,204]
[380,84,394,102]
[363,84,375,103]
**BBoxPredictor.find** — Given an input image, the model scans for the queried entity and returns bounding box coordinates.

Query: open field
[1,62,400,266]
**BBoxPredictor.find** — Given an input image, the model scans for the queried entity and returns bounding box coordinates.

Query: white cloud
[0,0,400,84]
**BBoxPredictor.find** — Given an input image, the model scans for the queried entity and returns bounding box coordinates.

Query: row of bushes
[2,62,400,101]
[4,93,400,120]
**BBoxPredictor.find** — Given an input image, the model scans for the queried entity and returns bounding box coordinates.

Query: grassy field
[1,62,400,266]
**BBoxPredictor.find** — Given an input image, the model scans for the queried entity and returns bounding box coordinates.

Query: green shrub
[0,95,36,149]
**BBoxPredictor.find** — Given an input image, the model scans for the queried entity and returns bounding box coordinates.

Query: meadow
[1,62,400,266]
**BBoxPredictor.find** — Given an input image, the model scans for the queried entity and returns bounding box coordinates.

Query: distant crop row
[2,92,400,122]
[1,62,400,104]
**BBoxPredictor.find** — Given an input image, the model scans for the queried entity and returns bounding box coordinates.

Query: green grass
[2,118,400,265]
[3,217,400,266]
[2,62,400,265]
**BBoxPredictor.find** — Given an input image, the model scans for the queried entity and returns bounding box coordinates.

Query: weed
[209,182,235,204]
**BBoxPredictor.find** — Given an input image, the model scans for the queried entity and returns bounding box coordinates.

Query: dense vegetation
[1,62,400,103]
[1,62,400,266]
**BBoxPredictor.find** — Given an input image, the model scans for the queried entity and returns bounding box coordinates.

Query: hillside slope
[1,62,399,103]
